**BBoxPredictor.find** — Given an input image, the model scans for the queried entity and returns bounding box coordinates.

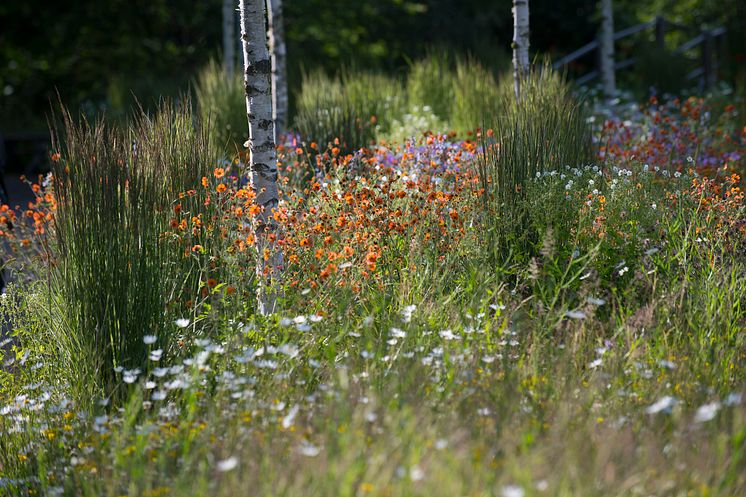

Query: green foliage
[194,59,246,157]
[293,69,405,151]
[632,42,692,96]
[2,40,746,497]
[0,0,221,130]
[293,56,510,145]
[450,57,502,134]
[478,65,593,256]
[48,100,218,397]
[406,50,455,121]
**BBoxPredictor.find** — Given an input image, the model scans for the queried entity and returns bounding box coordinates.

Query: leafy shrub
[632,41,692,96]
[377,104,447,143]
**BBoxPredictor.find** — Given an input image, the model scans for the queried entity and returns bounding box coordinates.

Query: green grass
[478,64,593,257]
[293,69,403,152]
[0,77,744,497]
[38,101,221,400]
[292,54,508,146]
[193,58,246,158]
[406,50,455,121]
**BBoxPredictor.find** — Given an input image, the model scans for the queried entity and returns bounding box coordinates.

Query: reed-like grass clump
[478,64,593,256]
[49,100,218,396]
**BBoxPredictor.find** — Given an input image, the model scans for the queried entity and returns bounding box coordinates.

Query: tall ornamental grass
[477,64,593,257]
[194,58,246,157]
[450,57,501,134]
[406,50,455,121]
[49,101,218,397]
[293,69,405,151]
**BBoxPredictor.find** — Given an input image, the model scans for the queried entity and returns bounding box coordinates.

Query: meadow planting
[0,60,745,497]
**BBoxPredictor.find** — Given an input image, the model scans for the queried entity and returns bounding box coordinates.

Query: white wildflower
[216,456,238,472]
[502,485,525,497]
[694,402,720,423]
[646,396,677,414]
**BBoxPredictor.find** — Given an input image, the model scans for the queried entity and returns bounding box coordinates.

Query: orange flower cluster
[688,173,745,243]
[598,96,745,176]
[276,138,479,295]
[0,175,57,269]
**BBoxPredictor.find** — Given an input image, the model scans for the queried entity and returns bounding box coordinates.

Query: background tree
[266,0,288,138]
[239,0,282,314]
[512,0,530,101]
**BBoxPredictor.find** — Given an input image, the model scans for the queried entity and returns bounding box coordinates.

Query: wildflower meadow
[1,2,746,497]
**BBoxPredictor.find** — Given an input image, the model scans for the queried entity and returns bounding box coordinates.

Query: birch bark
[266,0,288,138]
[223,0,235,76]
[512,0,530,102]
[239,0,282,314]
[599,0,617,100]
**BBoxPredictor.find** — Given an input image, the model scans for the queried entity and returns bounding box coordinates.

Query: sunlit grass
[0,75,744,497]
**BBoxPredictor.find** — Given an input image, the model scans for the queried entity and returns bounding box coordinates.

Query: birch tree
[599,0,616,99]
[512,0,530,102]
[223,0,235,76]
[266,0,288,138]
[239,0,282,314]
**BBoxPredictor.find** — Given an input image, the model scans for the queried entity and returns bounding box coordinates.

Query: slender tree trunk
[599,0,616,100]
[239,0,282,314]
[266,0,288,139]
[223,0,235,76]
[512,0,530,103]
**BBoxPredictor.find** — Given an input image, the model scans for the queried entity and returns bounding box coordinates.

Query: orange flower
[365,250,379,271]
[201,176,209,188]
[214,167,226,179]
[51,152,61,162]
[192,244,204,252]
[216,184,227,193]
[207,278,218,288]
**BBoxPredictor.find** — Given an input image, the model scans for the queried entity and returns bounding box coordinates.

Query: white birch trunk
[266,0,288,138]
[239,0,282,314]
[599,0,617,100]
[512,0,530,103]
[223,0,236,76]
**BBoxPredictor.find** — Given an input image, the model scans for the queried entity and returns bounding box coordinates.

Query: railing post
[655,16,665,49]
[701,29,714,90]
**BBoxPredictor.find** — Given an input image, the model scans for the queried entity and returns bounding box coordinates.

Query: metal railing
[553,16,727,90]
